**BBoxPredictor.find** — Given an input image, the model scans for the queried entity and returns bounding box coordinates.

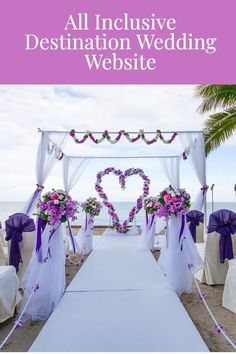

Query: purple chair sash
[186,210,204,243]
[208,209,236,263]
[5,213,36,272]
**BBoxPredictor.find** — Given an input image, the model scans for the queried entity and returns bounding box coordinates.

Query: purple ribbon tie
[187,210,204,243]
[5,213,35,272]
[67,220,76,254]
[179,214,186,250]
[208,209,236,263]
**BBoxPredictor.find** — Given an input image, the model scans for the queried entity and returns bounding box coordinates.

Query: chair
[0,222,7,265]
[196,209,236,285]
[222,259,236,314]
[5,213,36,287]
[0,240,6,265]
[186,210,204,243]
[0,266,22,323]
[0,223,5,265]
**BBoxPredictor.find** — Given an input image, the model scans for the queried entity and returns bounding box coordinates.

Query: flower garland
[95,167,150,233]
[70,129,177,145]
[156,186,191,218]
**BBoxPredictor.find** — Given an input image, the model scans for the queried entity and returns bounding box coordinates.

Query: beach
[1,201,236,227]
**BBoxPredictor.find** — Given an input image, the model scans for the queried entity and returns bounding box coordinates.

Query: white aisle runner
[29,236,208,352]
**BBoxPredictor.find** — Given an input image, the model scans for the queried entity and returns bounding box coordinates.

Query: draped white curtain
[63,156,92,253]
[63,156,91,193]
[23,132,67,215]
[179,133,207,211]
[159,156,180,188]
[158,156,180,240]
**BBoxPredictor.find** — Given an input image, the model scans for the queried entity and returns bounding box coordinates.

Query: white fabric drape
[139,213,156,251]
[63,156,92,253]
[20,223,65,321]
[180,133,207,211]
[159,157,180,188]
[23,132,67,215]
[63,156,91,193]
[158,215,203,296]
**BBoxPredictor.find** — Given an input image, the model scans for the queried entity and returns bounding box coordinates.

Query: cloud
[0,84,235,202]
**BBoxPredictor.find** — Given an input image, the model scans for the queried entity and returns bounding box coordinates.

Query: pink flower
[51,193,59,200]
[164,194,171,202]
[172,197,179,202]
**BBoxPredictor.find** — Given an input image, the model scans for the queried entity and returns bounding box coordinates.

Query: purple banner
[0,0,235,83]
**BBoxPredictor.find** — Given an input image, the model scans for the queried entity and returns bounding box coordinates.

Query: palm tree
[195,85,236,155]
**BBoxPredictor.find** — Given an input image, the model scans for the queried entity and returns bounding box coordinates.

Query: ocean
[0,201,236,227]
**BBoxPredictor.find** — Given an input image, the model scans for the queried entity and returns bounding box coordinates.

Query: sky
[0,84,235,203]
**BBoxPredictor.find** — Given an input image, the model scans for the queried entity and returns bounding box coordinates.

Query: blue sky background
[0,85,235,202]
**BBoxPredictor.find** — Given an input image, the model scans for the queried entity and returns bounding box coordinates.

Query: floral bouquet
[156,186,191,218]
[143,196,159,214]
[36,189,78,225]
[81,197,102,217]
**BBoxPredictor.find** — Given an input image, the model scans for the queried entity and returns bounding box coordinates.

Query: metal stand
[210,184,215,213]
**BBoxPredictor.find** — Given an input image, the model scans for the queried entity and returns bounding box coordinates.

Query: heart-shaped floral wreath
[95,167,150,233]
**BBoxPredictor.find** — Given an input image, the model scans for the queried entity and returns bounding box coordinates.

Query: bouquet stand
[158,214,203,296]
[76,214,94,255]
[20,222,66,321]
[139,212,156,251]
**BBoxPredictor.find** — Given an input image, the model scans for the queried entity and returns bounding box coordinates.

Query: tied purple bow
[35,217,47,262]
[208,209,236,263]
[5,213,35,272]
[186,210,204,243]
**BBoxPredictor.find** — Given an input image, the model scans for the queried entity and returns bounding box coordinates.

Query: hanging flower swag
[95,167,150,233]
[70,129,177,145]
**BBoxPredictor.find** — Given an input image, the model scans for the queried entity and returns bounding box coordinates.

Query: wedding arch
[23,128,208,228]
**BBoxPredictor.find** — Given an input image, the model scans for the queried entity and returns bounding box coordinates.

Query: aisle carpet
[29,236,208,352]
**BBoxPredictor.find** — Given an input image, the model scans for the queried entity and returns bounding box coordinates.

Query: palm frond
[195,85,236,114]
[204,106,236,155]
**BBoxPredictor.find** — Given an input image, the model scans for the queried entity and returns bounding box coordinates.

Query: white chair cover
[20,223,65,321]
[222,259,236,314]
[158,215,203,296]
[196,223,204,243]
[0,238,7,266]
[0,266,22,323]
[197,232,236,285]
[17,231,36,287]
[75,214,94,255]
